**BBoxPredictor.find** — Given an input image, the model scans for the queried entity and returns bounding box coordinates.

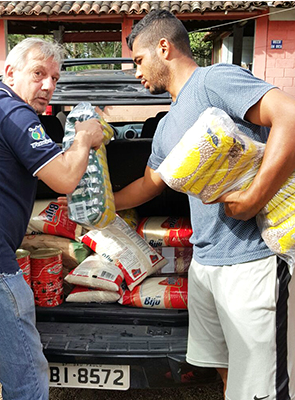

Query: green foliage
[63,41,122,70]
[8,32,211,69]
[63,41,121,59]
[189,31,212,67]
[8,34,52,51]
[8,34,122,70]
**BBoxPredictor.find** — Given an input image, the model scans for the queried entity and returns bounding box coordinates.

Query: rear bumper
[36,304,218,389]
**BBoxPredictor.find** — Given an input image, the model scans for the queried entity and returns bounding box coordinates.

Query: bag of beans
[157,107,295,269]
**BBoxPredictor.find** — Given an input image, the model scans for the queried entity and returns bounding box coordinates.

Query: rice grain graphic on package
[156,107,295,269]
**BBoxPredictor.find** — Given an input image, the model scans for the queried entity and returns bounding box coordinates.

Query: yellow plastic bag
[157,107,295,268]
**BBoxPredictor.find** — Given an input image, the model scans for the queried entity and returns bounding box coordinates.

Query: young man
[0,38,104,400]
[114,10,295,400]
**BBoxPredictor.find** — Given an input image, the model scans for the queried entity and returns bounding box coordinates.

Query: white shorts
[186,255,295,400]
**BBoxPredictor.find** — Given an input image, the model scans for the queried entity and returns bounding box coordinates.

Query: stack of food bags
[137,216,193,275]
[62,102,116,230]
[156,107,295,268]
[65,214,169,304]
[22,200,92,295]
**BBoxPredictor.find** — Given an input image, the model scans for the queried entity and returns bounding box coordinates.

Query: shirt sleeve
[147,116,167,171]
[200,63,276,120]
[2,105,63,176]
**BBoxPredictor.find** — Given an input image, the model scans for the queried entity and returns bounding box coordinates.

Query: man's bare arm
[114,165,166,211]
[215,88,295,220]
[36,119,104,194]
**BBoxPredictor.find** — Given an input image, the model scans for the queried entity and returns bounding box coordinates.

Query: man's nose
[135,66,142,79]
[42,77,55,91]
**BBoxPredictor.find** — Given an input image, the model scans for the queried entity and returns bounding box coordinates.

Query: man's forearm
[37,124,103,194]
[114,178,157,211]
[115,169,166,211]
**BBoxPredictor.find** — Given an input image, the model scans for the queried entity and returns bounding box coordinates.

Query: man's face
[6,48,60,114]
[132,37,169,95]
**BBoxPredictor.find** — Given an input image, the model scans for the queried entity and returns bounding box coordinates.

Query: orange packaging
[137,216,193,247]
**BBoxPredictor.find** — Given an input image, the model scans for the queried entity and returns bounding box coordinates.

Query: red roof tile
[0,1,294,17]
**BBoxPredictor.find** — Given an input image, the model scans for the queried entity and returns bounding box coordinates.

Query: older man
[0,37,103,400]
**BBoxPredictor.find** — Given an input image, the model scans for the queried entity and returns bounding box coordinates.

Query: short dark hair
[127,10,192,58]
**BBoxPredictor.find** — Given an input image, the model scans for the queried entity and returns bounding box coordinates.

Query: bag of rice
[63,102,116,230]
[66,286,120,303]
[65,254,124,292]
[27,201,83,241]
[81,215,167,290]
[137,216,192,247]
[119,275,188,309]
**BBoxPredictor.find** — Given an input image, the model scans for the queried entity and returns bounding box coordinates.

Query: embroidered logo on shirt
[29,124,52,148]
[253,395,269,400]
[29,124,46,140]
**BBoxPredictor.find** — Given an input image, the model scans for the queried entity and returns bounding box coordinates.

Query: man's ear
[4,65,15,86]
[157,38,170,60]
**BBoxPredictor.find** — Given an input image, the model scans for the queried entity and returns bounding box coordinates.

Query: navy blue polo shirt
[0,83,63,273]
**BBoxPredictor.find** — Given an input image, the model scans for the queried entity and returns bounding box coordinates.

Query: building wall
[265,20,295,96]
[253,10,295,96]
[0,20,8,74]
[221,36,254,70]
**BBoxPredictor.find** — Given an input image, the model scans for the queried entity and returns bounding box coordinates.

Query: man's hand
[57,196,68,212]
[75,119,104,150]
[37,118,105,194]
[212,189,262,221]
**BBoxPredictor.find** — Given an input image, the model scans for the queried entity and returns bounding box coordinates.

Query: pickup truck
[28,59,218,391]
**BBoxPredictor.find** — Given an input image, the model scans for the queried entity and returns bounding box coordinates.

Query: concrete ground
[0,381,224,399]
[49,382,224,400]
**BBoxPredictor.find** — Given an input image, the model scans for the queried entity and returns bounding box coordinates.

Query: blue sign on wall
[271,40,283,49]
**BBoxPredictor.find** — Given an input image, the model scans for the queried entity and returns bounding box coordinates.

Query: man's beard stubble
[149,57,170,95]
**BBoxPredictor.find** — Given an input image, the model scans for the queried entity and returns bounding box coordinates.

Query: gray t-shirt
[147,63,275,265]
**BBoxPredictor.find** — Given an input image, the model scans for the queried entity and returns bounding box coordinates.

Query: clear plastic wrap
[64,254,124,292]
[66,286,120,303]
[62,102,116,229]
[156,107,295,268]
[81,215,167,291]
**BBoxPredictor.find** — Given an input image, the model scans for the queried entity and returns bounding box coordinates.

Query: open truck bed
[30,59,218,390]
